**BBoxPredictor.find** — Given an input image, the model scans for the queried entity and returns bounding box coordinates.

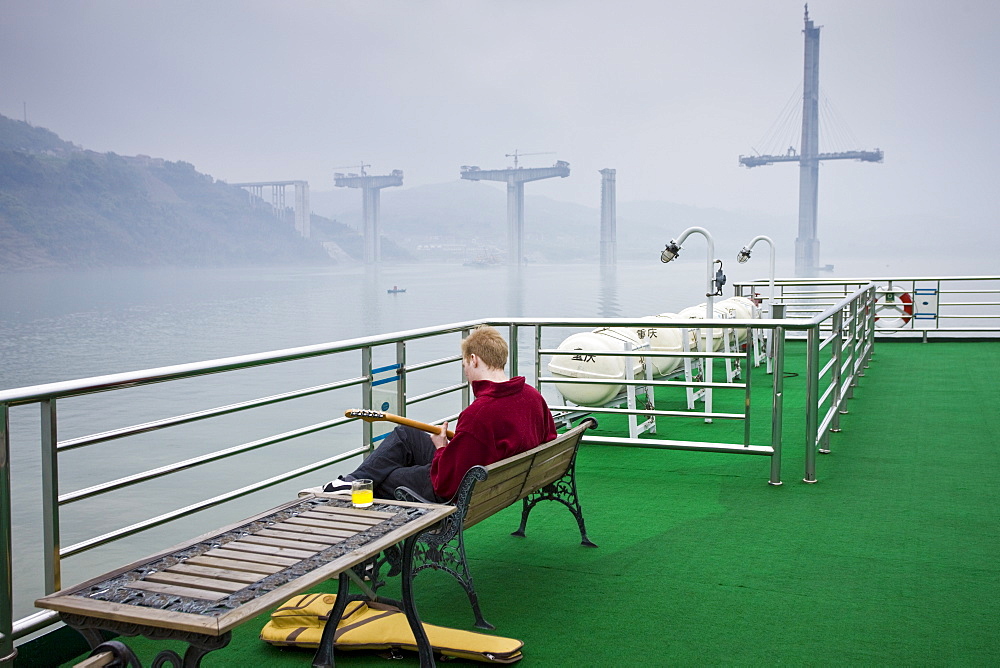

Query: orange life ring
[874,288,913,328]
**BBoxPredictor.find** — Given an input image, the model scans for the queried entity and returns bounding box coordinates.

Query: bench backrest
[462,419,593,529]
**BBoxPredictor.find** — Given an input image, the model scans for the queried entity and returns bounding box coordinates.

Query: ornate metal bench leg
[413,531,493,630]
[510,467,597,548]
[449,531,493,630]
[463,576,493,631]
[510,501,530,538]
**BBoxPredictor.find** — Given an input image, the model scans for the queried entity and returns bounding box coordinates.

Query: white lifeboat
[548,329,645,406]
[630,313,697,376]
[677,303,731,351]
[715,296,761,343]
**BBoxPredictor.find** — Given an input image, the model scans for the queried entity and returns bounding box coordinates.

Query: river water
[0,253,985,621]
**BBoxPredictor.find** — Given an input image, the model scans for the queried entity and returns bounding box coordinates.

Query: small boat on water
[387,285,406,294]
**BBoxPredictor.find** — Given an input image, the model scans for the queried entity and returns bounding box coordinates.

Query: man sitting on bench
[325,325,557,502]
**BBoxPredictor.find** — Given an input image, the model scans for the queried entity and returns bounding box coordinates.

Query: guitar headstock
[344,409,387,422]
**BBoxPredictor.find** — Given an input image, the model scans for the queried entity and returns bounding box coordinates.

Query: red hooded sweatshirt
[430,376,557,499]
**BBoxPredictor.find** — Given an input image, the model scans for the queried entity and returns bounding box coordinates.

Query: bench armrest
[393,486,433,504]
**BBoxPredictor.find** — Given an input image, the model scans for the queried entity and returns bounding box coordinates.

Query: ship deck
[50,339,1000,666]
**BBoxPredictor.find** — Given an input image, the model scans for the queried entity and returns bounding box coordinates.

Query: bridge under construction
[460,157,570,265]
[334,167,404,264]
[740,5,883,277]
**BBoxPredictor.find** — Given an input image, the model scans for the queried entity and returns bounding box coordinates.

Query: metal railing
[734,275,1000,338]
[1,279,966,660]
[0,321,482,659]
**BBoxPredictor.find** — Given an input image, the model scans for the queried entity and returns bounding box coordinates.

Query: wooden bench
[35,495,454,668]
[390,417,598,629]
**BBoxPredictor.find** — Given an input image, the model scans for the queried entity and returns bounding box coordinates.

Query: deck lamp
[660,242,681,263]
[737,235,776,319]
[738,235,776,374]
[659,226,717,423]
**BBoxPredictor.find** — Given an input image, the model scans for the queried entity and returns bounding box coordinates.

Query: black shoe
[322,478,352,493]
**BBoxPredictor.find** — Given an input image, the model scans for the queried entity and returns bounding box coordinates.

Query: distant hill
[4,114,960,272]
[0,114,409,271]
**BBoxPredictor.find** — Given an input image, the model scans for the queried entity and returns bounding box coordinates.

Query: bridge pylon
[460,160,570,265]
[334,169,404,264]
[739,6,883,277]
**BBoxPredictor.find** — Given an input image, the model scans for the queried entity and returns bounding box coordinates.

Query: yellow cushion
[261,594,523,664]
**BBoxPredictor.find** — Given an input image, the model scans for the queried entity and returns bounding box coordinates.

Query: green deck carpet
[55,341,1000,667]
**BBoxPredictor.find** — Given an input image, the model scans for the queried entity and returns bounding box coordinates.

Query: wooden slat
[523,453,574,491]
[529,446,575,474]
[297,510,382,530]
[279,517,358,538]
[468,475,525,511]
[221,541,315,560]
[255,527,343,545]
[238,534,329,552]
[481,461,529,486]
[126,579,228,602]
[204,547,300,566]
[466,492,522,528]
[143,571,245,593]
[185,555,284,575]
[164,563,261,584]
[280,513,358,530]
[308,506,394,522]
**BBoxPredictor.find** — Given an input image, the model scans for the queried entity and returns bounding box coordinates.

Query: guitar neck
[382,413,456,440]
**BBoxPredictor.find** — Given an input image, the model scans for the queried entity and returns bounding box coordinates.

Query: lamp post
[661,226,721,423]
[738,235,776,373]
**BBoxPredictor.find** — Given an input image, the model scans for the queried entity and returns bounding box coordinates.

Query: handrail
[0,320,486,406]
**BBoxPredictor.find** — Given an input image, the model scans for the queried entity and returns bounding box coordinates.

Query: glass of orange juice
[351,479,374,508]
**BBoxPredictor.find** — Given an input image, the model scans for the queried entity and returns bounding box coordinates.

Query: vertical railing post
[863,286,876,371]
[0,404,15,664]
[846,298,858,399]
[461,328,472,409]
[769,326,784,486]
[508,323,519,379]
[534,325,542,393]
[804,326,820,483]
[361,347,373,454]
[395,340,407,417]
[743,330,753,448]
[828,309,844,446]
[40,400,61,594]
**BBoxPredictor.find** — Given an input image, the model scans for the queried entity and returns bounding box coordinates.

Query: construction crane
[331,163,371,177]
[504,150,554,169]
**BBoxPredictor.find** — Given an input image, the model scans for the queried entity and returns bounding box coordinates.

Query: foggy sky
[3,0,999,235]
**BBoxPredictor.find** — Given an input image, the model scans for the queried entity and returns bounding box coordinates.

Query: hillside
[2,113,957,272]
[0,115,408,271]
